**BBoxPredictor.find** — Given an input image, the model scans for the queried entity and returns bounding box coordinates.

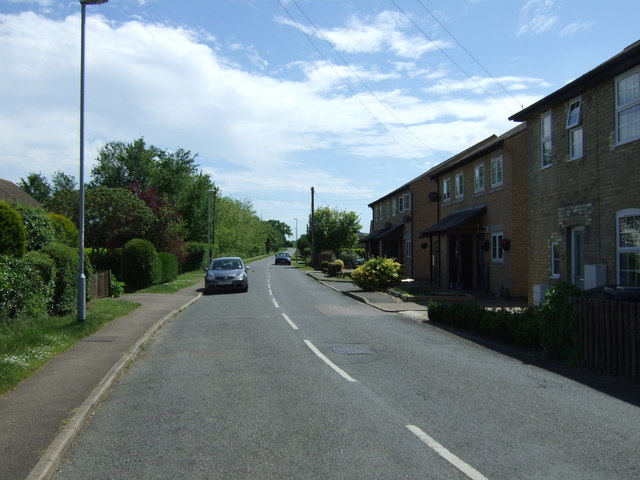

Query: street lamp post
[78,0,108,322]
[207,189,216,264]
[293,217,298,244]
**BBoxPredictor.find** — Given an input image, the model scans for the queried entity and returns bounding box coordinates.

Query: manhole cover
[84,335,117,343]
[330,344,376,355]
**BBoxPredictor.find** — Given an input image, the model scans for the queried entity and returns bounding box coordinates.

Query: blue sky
[1,0,639,237]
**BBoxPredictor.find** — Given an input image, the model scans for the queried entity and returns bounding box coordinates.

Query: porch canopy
[360,223,404,242]
[419,204,486,237]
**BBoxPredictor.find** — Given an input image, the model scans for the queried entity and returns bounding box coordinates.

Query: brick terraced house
[509,40,640,303]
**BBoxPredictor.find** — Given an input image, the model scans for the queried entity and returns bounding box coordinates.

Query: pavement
[1,270,517,480]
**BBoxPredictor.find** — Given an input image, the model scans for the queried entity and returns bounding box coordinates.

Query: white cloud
[559,21,595,37]
[517,0,558,36]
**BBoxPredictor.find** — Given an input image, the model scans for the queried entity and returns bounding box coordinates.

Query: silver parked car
[204,257,249,293]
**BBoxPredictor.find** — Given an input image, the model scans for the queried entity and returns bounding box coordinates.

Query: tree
[309,207,361,254]
[18,172,51,203]
[90,138,156,189]
[48,186,154,253]
[51,171,76,194]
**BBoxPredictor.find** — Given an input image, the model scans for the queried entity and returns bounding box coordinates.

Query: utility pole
[311,187,315,269]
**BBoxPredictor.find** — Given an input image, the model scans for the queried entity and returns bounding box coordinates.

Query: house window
[442,178,451,203]
[392,198,398,216]
[454,172,464,199]
[405,237,412,259]
[474,164,484,193]
[566,98,582,128]
[617,209,640,286]
[491,232,504,262]
[551,242,560,278]
[569,127,583,160]
[616,68,640,145]
[385,202,390,218]
[541,112,552,167]
[399,193,411,212]
[490,155,503,187]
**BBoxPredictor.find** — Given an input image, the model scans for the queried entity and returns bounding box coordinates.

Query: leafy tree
[18,172,51,203]
[90,138,157,189]
[309,206,361,254]
[48,187,154,253]
[51,171,76,193]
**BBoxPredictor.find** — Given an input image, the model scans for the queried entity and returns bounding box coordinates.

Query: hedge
[121,239,158,288]
[157,252,179,284]
[9,201,54,251]
[42,242,89,315]
[0,201,26,258]
[183,242,208,271]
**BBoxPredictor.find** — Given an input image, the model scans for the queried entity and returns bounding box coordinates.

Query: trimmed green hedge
[0,201,26,258]
[9,201,54,251]
[121,239,158,288]
[42,242,88,315]
[183,242,208,271]
[351,257,401,291]
[157,252,179,284]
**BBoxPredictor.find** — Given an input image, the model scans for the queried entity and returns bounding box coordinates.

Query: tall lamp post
[78,0,108,322]
[293,217,298,244]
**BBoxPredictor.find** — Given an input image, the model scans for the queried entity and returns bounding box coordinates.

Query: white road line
[406,425,489,480]
[304,340,357,383]
[282,313,298,330]
[272,298,279,308]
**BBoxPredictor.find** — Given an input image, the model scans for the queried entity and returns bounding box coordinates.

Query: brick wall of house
[525,68,640,301]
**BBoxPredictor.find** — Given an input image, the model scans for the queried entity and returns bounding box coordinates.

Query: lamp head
[80,0,109,5]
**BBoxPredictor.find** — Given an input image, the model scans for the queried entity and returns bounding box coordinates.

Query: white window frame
[454,172,464,199]
[541,111,553,167]
[490,155,503,188]
[491,232,504,263]
[569,126,584,160]
[392,198,398,216]
[442,177,451,203]
[405,236,412,259]
[399,192,411,213]
[615,68,640,145]
[566,97,582,129]
[474,163,484,193]
[550,241,560,278]
[617,209,640,286]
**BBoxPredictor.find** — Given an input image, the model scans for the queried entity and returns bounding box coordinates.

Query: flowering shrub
[351,257,401,291]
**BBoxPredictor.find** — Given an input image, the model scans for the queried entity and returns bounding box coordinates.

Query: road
[53,254,640,479]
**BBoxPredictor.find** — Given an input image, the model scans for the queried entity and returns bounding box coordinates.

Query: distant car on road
[274,252,291,265]
[204,257,249,293]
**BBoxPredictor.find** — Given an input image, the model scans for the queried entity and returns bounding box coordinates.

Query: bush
[9,201,54,251]
[156,252,179,284]
[0,256,31,322]
[23,250,57,314]
[351,257,401,291]
[41,243,85,315]
[337,250,359,267]
[327,260,344,277]
[0,201,26,258]
[183,242,208,271]
[110,275,125,298]
[91,248,122,277]
[49,213,78,247]
[538,282,583,364]
[121,239,158,288]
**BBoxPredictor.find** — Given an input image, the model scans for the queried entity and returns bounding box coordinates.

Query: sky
[1,0,639,239]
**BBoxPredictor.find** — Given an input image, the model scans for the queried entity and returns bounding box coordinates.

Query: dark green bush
[0,256,30,322]
[538,282,583,364]
[9,201,54,251]
[183,242,208,271]
[337,250,359,267]
[91,248,122,277]
[157,252,179,283]
[49,212,78,247]
[320,260,330,273]
[427,301,540,350]
[121,239,158,288]
[23,250,57,314]
[0,201,26,258]
[327,260,344,277]
[42,242,87,315]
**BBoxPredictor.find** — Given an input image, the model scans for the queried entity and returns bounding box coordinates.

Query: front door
[571,227,585,290]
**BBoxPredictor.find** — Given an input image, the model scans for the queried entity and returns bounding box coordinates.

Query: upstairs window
[616,68,640,144]
[442,178,451,203]
[541,112,553,167]
[551,242,561,278]
[399,193,411,212]
[490,155,503,188]
[454,172,464,199]
[566,98,582,128]
[474,164,485,193]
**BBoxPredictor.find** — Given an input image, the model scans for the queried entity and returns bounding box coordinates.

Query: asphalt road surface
[53,254,640,479]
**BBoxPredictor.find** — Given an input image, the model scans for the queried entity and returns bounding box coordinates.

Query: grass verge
[0,299,139,395]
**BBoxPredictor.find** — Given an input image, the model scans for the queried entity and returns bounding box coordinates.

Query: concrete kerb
[26,292,202,480]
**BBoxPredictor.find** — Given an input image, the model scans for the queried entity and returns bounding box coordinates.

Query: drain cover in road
[330,344,376,355]
[83,335,117,343]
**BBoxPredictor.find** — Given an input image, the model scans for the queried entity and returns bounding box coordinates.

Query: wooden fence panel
[90,270,111,299]
[572,297,639,380]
